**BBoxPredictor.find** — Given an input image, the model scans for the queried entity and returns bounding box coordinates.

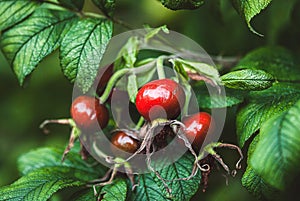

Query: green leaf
[100,179,127,201]
[159,0,204,10]
[92,0,115,17]
[231,0,272,35]
[58,0,84,11]
[221,69,274,90]
[194,83,246,108]
[144,25,169,43]
[72,188,96,201]
[132,174,168,201]
[237,83,300,147]
[250,99,300,190]
[127,74,138,103]
[73,179,127,201]
[17,147,105,176]
[59,17,113,93]
[242,136,277,199]
[0,167,93,201]
[132,153,201,201]
[0,0,41,31]
[156,154,201,201]
[242,167,277,200]
[234,46,300,81]
[170,58,221,86]
[69,188,97,201]
[0,8,76,85]
[114,36,139,71]
[135,63,156,88]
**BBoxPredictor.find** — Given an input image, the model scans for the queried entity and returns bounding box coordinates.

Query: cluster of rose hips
[71,71,214,157]
[41,63,243,195]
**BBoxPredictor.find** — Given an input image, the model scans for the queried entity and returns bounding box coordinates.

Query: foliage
[0,0,299,201]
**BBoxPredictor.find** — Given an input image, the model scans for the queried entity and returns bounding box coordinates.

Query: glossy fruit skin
[182,112,213,150]
[111,131,138,155]
[135,79,185,121]
[71,96,109,130]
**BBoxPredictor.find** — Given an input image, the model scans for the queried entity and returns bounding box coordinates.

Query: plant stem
[135,116,145,130]
[99,68,130,104]
[156,56,166,79]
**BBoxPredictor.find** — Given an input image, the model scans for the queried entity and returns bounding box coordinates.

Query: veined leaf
[132,173,168,201]
[194,83,246,108]
[100,179,127,201]
[170,58,221,86]
[17,146,105,176]
[221,69,274,90]
[242,136,277,199]
[73,179,127,201]
[0,8,76,85]
[132,153,201,201]
[231,0,272,35]
[59,17,113,93]
[127,74,138,103]
[250,100,300,190]
[242,167,277,200]
[0,167,93,201]
[114,36,139,71]
[160,0,204,10]
[144,25,169,43]
[234,46,300,81]
[156,153,201,201]
[0,0,41,31]
[237,83,300,147]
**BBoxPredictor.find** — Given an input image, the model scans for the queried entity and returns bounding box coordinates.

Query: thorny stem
[88,158,134,196]
[92,166,118,196]
[197,142,244,176]
[90,168,113,184]
[171,120,209,172]
[61,126,80,162]
[39,118,81,161]
[90,120,243,196]
[122,124,155,162]
[39,118,75,134]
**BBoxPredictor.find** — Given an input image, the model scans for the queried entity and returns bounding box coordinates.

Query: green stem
[197,142,221,160]
[135,116,145,129]
[156,56,166,79]
[99,68,130,104]
[181,84,191,117]
[84,12,106,19]
[99,60,157,104]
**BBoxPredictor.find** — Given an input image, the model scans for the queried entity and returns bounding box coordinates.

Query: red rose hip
[135,79,185,121]
[71,96,109,130]
[183,112,213,150]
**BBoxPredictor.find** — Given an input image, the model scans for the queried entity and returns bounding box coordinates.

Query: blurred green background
[0,0,299,200]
